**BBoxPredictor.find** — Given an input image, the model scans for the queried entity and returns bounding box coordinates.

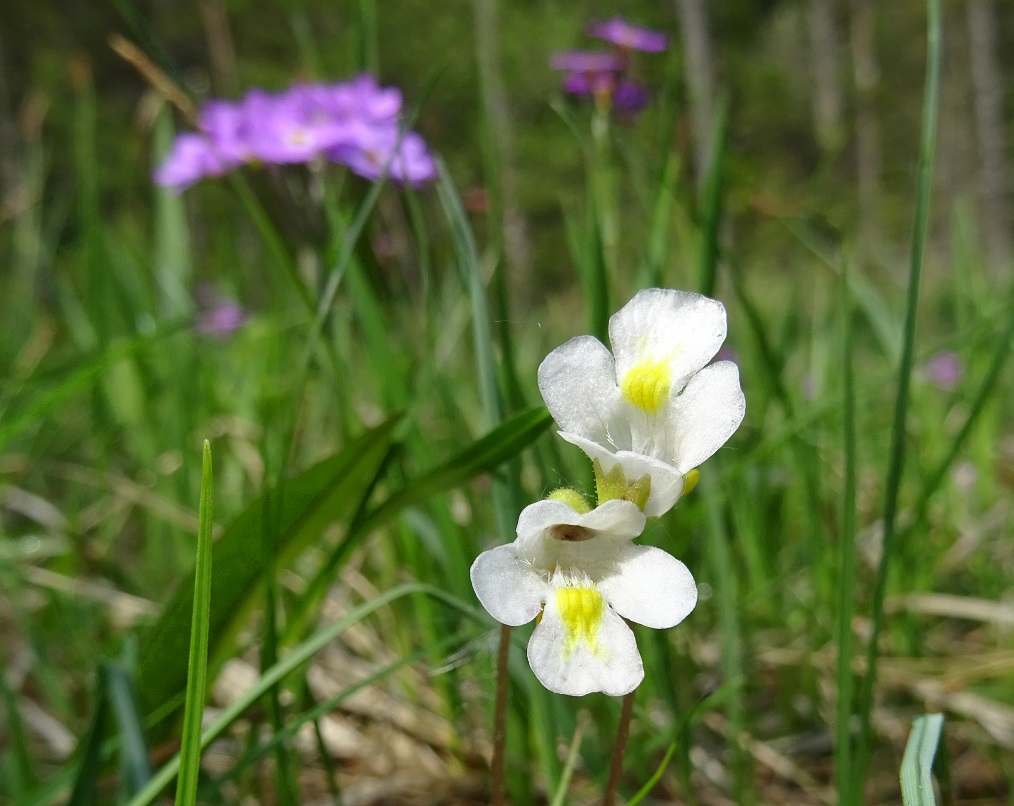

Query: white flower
[538,288,745,517]
[470,498,697,697]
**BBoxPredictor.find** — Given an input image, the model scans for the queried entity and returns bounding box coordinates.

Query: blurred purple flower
[588,18,668,52]
[195,300,247,339]
[153,134,228,193]
[924,351,963,390]
[612,80,650,115]
[153,74,436,190]
[328,129,437,188]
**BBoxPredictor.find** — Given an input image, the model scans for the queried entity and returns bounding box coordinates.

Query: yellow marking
[683,469,700,496]
[555,587,605,656]
[620,358,672,413]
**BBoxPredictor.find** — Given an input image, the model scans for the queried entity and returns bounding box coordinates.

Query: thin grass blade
[174,440,214,806]
[854,0,942,785]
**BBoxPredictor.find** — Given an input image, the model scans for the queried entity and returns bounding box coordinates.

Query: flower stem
[491,624,511,806]
[603,689,636,806]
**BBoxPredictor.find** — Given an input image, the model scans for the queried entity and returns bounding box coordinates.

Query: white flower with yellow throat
[470,495,697,697]
[538,288,746,518]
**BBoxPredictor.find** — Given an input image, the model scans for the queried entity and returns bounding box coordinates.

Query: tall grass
[2,0,1012,804]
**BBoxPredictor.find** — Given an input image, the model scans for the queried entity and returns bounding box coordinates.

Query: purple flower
[198,99,255,166]
[588,18,668,52]
[195,300,247,338]
[612,80,650,115]
[328,128,437,188]
[924,351,963,390]
[153,133,228,193]
[152,74,437,190]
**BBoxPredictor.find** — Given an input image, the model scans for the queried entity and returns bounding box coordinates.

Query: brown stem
[603,689,636,806]
[491,624,511,806]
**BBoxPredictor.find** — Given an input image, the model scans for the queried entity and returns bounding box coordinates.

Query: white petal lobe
[470,544,546,626]
[609,289,727,394]
[597,545,698,629]
[668,361,746,472]
[538,336,629,448]
[527,596,644,696]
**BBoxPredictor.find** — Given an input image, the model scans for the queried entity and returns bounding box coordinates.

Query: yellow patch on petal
[620,358,672,413]
[556,587,605,656]
[683,469,700,495]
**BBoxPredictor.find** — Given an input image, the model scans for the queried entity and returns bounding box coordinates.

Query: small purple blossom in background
[612,80,650,115]
[551,18,667,118]
[588,18,668,53]
[194,285,247,339]
[154,74,436,193]
[924,351,963,390]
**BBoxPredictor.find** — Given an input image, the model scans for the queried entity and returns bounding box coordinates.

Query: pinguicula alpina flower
[588,18,669,53]
[538,289,746,518]
[470,495,697,696]
[153,74,436,192]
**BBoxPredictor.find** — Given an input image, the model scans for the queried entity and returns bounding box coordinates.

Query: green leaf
[362,407,552,531]
[284,407,552,643]
[901,714,945,805]
[137,416,401,724]
[174,441,214,806]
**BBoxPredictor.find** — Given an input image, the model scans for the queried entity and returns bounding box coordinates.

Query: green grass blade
[835,262,859,805]
[548,713,587,806]
[362,407,551,530]
[0,644,37,796]
[854,0,942,785]
[626,741,677,806]
[124,583,483,806]
[199,631,473,798]
[904,292,1014,541]
[137,416,400,724]
[699,472,749,799]
[104,661,152,796]
[286,407,551,644]
[697,96,729,298]
[66,669,109,806]
[435,163,518,544]
[174,440,214,806]
[900,714,944,806]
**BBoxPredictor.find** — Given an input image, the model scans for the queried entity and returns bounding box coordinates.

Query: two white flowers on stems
[470,288,746,697]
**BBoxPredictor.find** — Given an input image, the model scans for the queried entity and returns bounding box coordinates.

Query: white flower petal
[538,336,629,448]
[609,289,727,396]
[558,432,685,518]
[668,361,746,472]
[578,499,646,538]
[527,592,643,696]
[516,499,585,547]
[597,545,698,629]
[470,544,547,626]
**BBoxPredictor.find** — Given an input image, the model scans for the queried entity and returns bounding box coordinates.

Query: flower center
[620,358,672,413]
[549,524,594,542]
[555,587,605,654]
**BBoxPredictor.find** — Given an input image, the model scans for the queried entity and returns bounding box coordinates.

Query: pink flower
[588,18,668,53]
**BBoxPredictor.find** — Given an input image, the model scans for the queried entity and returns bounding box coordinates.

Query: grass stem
[491,624,511,806]
[603,688,636,806]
